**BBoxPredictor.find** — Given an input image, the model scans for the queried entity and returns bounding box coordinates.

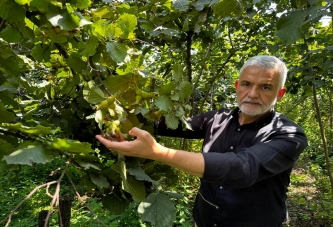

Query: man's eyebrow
[261,83,274,87]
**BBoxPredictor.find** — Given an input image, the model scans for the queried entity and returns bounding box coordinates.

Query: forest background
[0,0,333,226]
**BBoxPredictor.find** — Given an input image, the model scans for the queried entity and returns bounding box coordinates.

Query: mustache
[241,98,263,105]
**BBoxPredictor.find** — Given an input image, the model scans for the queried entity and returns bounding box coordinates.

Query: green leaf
[105,23,122,39]
[275,10,305,44]
[213,0,243,17]
[172,0,190,11]
[78,36,99,57]
[90,174,109,188]
[0,26,21,43]
[30,0,49,12]
[15,0,33,5]
[150,26,180,38]
[66,54,87,72]
[46,9,81,31]
[48,138,94,154]
[16,21,35,40]
[158,83,175,95]
[112,159,146,202]
[117,13,137,39]
[128,167,155,183]
[0,55,21,76]
[91,5,114,19]
[76,160,100,170]
[172,64,183,83]
[31,43,51,62]
[155,95,173,112]
[75,0,92,10]
[195,0,218,11]
[102,194,130,215]
[0,102,15,123]
[76,12,93,27]
[3,142,53,166]
[0,139,15,156]
[0,1,25,22]
[83,86,106,104]
[1,123,56,135]
[123,175,146,202]
[91,19,108,37]
[138,192,176,227]
[106,42,129,63]
[103,74,132,94]
[177,81,193,99]
[165,191,184,199]
[313,80,325,87]
[165,113,179,130]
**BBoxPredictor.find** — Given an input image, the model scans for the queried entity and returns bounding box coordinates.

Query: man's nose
[248,87,259,98]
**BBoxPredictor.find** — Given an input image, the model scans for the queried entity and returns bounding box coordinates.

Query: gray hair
[240,55,288,88]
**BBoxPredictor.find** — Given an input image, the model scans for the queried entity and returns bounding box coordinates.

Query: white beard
[238,97,277,116]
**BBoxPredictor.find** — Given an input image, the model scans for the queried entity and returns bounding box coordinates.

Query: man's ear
[277,88,287,101]
[235,81,239,89]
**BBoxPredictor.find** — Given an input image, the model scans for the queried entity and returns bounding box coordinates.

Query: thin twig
[88,56,112,96]
[46,183,53,198]
[65,172,109,227]
[0,181,58,227]
[44,163,68,227]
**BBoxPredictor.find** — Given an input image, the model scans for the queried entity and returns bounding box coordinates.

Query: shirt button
[220,186,223,189]
[214,224,217,226]
[230,146,234,150]
[237,128,241,131]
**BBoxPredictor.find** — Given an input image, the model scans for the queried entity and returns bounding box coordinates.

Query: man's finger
[129,127,145,137]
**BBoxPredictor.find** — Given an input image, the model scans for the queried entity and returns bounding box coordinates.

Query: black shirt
[156,107,307,227]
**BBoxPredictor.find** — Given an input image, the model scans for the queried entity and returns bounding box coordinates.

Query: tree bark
[58,197,73,227]
[38,210,49,227]
[312,83,333,197]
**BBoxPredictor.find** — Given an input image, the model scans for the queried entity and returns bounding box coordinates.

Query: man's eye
[263,86,271,90]
[242,83,250,86]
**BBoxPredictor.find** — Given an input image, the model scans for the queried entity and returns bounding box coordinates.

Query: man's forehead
[239,67,279,80]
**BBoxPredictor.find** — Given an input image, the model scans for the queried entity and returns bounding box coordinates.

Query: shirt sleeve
[202,125,308,188]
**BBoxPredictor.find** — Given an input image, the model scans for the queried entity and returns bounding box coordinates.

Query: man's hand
[96,127,205,177]
[96,127,168,160]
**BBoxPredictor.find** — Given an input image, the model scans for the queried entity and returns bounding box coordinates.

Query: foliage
[0,158,199,226]
[0,0,332,225]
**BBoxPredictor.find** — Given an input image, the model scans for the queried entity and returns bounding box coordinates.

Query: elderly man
[96,55,307,227]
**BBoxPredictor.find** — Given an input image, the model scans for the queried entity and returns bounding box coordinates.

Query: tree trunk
[312,84,333,197]
[58,197,73,227]
[38,210,49,227]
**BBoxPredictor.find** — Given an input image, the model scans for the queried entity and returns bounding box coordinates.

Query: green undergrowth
[287,161,333,227]
[0,157,199,227]
[1,155,333,227]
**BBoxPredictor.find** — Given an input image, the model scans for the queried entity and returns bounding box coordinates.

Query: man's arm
[96,127,205,177]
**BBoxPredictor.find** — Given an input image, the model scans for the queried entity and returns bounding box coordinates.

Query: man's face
[235,66,286,117]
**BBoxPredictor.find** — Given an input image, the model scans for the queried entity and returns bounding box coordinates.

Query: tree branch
[44,162,69,227]
[197,28,254,111]
[0,181,58,227]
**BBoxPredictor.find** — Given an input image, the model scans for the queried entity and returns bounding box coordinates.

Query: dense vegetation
[0,0,332,226]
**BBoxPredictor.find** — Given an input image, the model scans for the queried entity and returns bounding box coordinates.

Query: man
[96,55,307,226]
